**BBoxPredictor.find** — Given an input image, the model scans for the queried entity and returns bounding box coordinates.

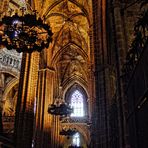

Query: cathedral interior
[0,0,147,148]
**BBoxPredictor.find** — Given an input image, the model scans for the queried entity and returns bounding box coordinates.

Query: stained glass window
[70,90,84,117]
[72,132,80,146]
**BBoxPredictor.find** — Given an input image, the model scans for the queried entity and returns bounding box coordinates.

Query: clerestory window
[70,90,84,117]
[72,132,80,147]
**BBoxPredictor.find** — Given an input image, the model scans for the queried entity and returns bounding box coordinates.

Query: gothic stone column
[91,0,109,147]
[15,52,40,148]
[51,115,60,148]
[34,68,55,148]
[111,1,128,147]
[0,72,4,134]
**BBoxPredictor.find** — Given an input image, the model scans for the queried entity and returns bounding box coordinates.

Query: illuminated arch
[65,84,88,118]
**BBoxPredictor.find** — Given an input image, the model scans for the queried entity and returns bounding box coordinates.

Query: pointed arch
[64,83,88,117]
[51,42,88,67]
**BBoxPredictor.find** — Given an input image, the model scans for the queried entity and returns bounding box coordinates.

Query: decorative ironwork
[0,7,52,53]
[121,7,148,86]
[59,128,77,136]
[48,100,73,116]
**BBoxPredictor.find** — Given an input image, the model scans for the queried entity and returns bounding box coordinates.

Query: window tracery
[70,90,84,117]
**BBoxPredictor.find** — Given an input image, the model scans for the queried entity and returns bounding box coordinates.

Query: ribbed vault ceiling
[3,0,92,87]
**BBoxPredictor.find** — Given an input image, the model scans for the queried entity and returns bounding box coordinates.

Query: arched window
[72,132,80,147]
[70,90,84,117]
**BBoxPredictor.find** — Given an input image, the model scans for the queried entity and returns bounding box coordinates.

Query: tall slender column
[111,1,127,147]
[0,104,3,134]
[51,116,60,148]
[15,52,40,148]
[92,0,109,147]
[34,67,55,148]
[112,1,126,64]
[0,73,4,134]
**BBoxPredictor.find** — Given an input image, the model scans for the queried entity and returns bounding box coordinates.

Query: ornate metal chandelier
[48,99,73,116]
[0,8,52,53]
[59,128,77,136]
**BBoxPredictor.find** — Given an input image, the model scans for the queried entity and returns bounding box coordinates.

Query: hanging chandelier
[0,7,52,53]
[48,100,73,116]
[59,128,77,136]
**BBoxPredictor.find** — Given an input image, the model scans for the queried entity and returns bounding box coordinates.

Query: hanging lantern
[48,98,73,116]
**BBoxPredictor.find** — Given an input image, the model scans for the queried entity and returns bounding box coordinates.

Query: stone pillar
[112,1,126,64]
[91,0,109,147]
[88,27,95,121]
[15,52,40,148]
[0,73,4,134]
[51,115,60,148]
[111,0,127,147]
[34,67,55,148]
[0,104,3,134]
